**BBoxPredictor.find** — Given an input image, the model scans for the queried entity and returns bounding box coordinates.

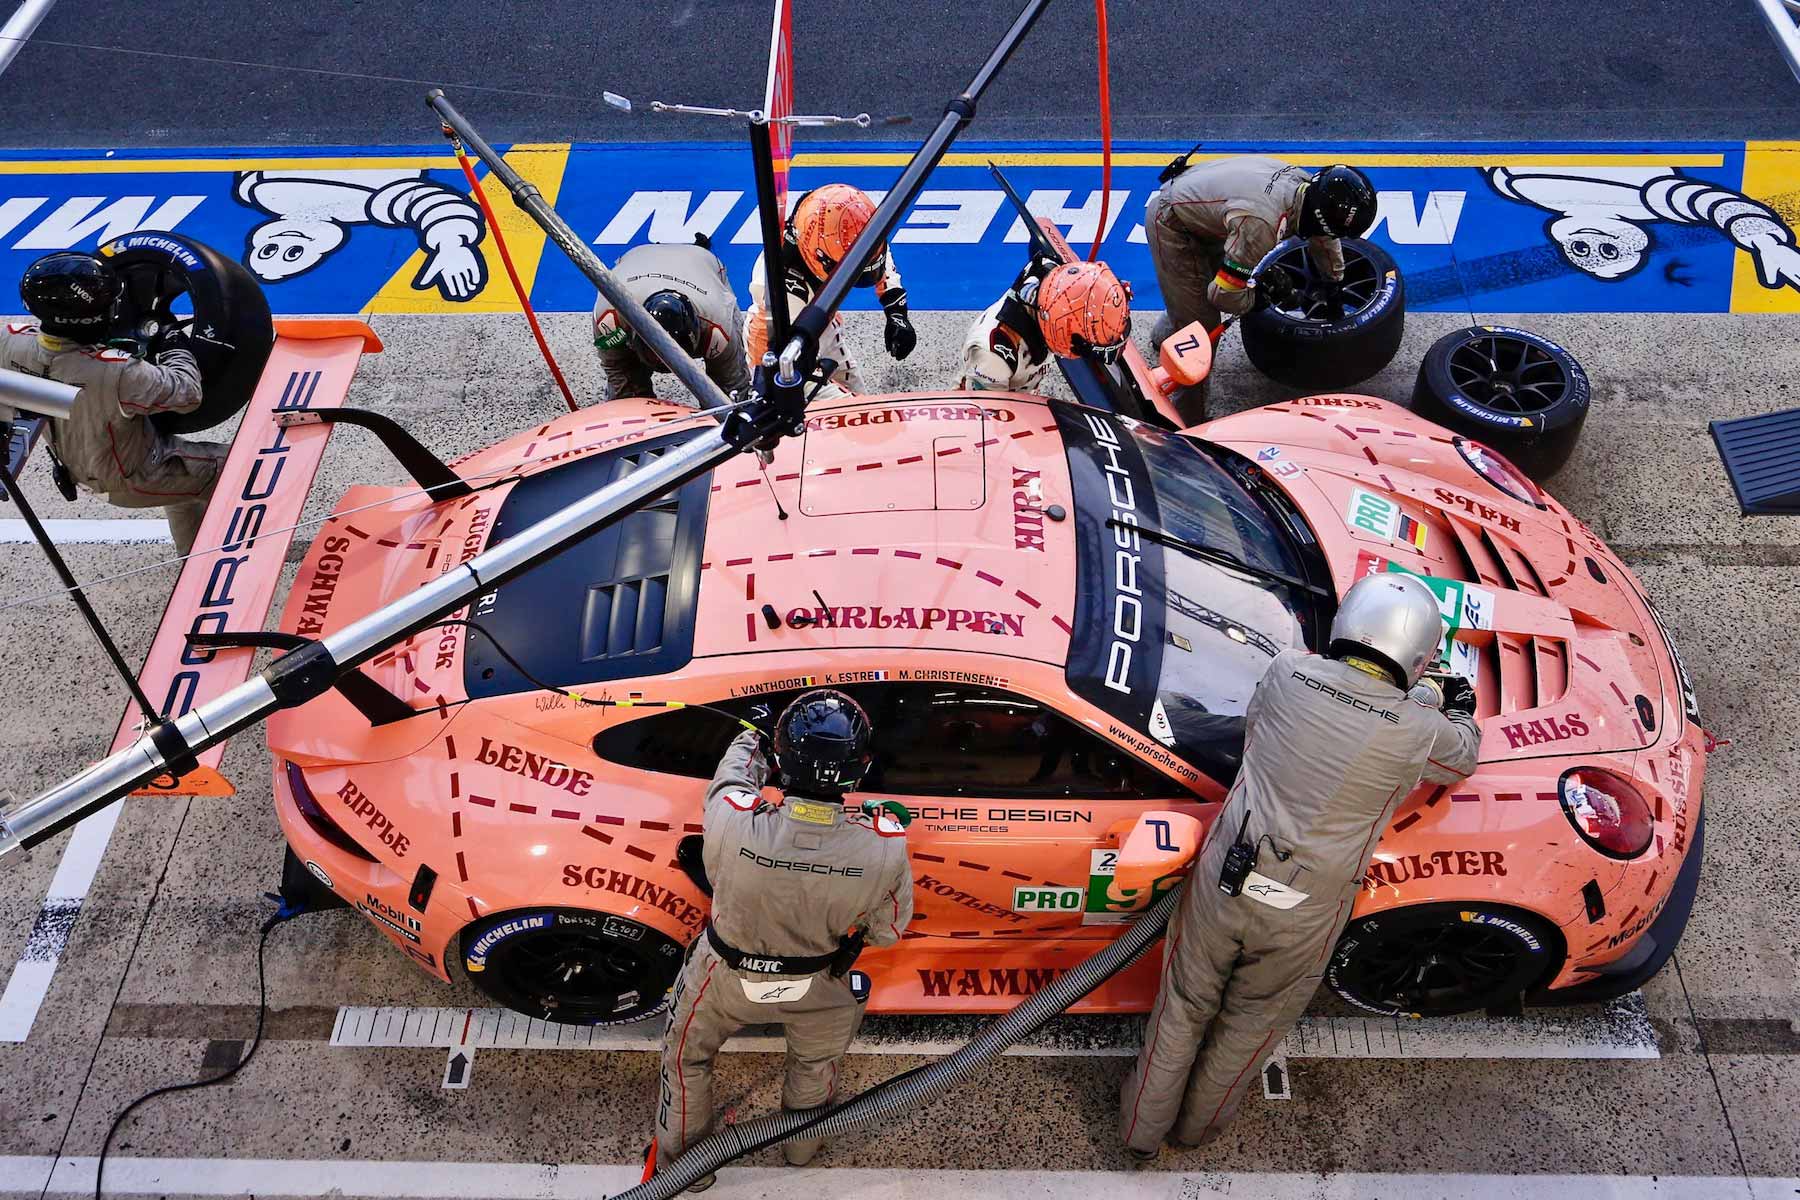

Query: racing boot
[781,1104,828,1166]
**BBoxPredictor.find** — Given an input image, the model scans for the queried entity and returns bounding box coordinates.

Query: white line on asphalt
[0,801,121,1043]
[0,518,172,544]
[328,993,1659,1060]
[3,1158,1790,1199]
[0,0,59,77]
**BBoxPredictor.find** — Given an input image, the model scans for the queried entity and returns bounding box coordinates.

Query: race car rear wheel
[1326,901,1562,1017]
[1410,326,1590,480]
[98,232,274,436]
[1238,236,1406,391]
[459,908,685,1025]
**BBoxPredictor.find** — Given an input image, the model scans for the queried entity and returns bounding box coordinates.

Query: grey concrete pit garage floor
[0,309,1795,1198]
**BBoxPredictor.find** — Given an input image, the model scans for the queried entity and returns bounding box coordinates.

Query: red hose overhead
[451,142,580,413]
[1089,0,1112,262]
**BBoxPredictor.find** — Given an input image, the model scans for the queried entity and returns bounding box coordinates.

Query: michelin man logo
[234,168,490,300]
[1488,165,1800,291]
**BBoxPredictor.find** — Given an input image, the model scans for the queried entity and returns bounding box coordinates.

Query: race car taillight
[284,760,377,862]
[1558,766,1654,860]
[1455,437,1545,509]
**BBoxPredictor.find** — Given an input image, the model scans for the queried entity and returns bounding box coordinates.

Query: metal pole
[0,0,57,78]
[0,427,740,857]
[428,90,734,412]
[785,0,1051,359]
[0,456,158,724]
[747,120,792,355]
[1752,0,1800,84]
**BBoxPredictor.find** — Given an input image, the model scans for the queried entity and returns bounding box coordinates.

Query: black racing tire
[98,232,274,436]
[1238,236,1406,391]
[460,907,685,1025]
[1410,326,1590,480]
[1326,901,1563,1018]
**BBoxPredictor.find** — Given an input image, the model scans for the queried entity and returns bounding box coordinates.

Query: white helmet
[1328,573,1443,687]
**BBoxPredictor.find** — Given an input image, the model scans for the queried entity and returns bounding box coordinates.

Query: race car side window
[590,682,1189,799]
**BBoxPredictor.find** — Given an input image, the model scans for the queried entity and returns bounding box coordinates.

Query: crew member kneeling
[593,235,750,404]
[2,252,225,555]
[1120,573,1479,1156]
[960,258,1131,394]
[656,690,914,1190]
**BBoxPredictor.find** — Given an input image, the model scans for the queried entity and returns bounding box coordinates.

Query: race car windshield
[1056,407,1317,786]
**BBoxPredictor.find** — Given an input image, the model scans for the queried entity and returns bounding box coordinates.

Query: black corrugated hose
[611,880,1183,1199]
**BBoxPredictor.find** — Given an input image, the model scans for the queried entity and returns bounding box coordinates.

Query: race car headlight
[1558,766,1654,860]
[285,760,377,862]
[1455,437,1545,509]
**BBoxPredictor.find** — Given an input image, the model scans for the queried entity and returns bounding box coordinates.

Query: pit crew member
[2,252,224,555]
[959,258,1131,393]
[744,184,916,392]
[1144,156,1375,347]
[656,690,914,1188]
[1120,572,1479,1157]
[593,235,750,403]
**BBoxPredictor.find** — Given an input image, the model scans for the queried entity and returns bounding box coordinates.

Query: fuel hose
[611,879,1183,1199]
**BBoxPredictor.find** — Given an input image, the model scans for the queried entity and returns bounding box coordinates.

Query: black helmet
[772,688,873,798]
[636,289,703,371]
[1298,165,1377,239]
[20,252,121,337]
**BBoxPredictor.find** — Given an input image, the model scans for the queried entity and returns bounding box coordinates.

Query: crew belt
[705,922,835,977]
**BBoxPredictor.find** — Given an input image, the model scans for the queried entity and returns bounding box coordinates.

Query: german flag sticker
[1398,514,1428,551]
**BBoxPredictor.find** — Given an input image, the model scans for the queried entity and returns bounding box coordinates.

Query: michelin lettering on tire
[465,912,555,972]
[1460,910,1545,952]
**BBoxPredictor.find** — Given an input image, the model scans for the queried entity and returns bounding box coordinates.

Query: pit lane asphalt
[2,0,1800,146]
[0,309,1794,1196]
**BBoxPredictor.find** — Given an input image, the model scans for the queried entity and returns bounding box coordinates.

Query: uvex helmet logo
[1083,412,1142,696]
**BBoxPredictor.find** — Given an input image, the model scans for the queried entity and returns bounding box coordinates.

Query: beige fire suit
[959,263,1053,394]
[592,242,750,403]
[1145,155,1347,347]
[657,730,914,1164]
[744,246,904,393]
[1120,650,1479,1152]
[0,322,224,554]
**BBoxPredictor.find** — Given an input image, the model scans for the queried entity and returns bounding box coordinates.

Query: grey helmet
[1328,573,1444,687]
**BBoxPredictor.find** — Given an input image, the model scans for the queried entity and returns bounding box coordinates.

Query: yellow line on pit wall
[793,151,1725,168]
[0,155,473,174]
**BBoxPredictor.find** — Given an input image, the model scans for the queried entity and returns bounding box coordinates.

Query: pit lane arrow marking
[1262,1052,1292,1100]
[442,1047,473,1089]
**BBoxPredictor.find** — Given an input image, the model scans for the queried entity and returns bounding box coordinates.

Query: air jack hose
[611,879,1184,1199]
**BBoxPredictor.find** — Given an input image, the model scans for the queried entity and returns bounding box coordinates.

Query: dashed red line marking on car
[346,524,370,539]
[1334,424,1359,441]
[1495,792,1524,803]
[1647,759,1659,783]
[958,860,990,872]
[776,471,800,481]
[1009,430,1033,439]
[975,570,1003,586]
[377,537,400,548]
[810,548,836,558]
[451,811,462,838]
[1392,429,1417,439]
[449,772,461,798]
[734,478,760,488]
[413,679,432,694]
[913,852,947,864]
[1362,447,1379,464]
[1610,681,1630,705]
[552,808,580,820]
[594,814,626,826]
[469,795,497,808]
[640,820,671,832]
[725,557,752,567]
[936,556,963,569]
[509,802,536,815]
[1535,791,1559,804]
[467,897,482,919]
[745,572,755,601]
[684,823,703,834]
[625,844,657,863]
[1586,934,1610,953]
[1425,787,1447,808]
[582,825,614,844]
[1576,652,1602,672]
[1618,905,1640,927]
[894,549,922,559]
[1051,616,1073,634]
[455,851,469,882]
[856,462,883,471]
[1503,641,1523,655]
[852,547,880,556]
[743,612,758,642]
[1450,793,1480,803]
[1001,869,1032,881]
[1014,590,1041,608]
[937,446,962,456]
[896,455,923,465]
[978,438,999,448]
[1391,812,1421,832]
[1644,870,1660,895]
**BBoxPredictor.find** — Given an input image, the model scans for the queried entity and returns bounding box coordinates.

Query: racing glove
[1253,267,1298,311]
[1437,673,1477,718]
[880,287,917,361]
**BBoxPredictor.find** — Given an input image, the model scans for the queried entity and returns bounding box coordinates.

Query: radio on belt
[1218,809,1256,897]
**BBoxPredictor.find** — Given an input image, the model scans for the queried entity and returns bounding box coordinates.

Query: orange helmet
[1035,261,1131,361]
[791,184,886,285]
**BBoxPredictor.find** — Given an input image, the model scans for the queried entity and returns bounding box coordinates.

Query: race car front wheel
[1326,901,1562,1017]
[459,908,685,1025]
[1410,326,1590,480]
[98,232,275,436]
[1239,236,1406,391]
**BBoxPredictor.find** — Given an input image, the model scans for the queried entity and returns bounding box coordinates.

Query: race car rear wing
[107,320,381,797]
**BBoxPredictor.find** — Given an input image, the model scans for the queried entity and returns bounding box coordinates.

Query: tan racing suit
[657,730,914,1164]
[592,241,751,403]
[1120,649,1478,1152]
[959,260,1053,394]
[1144,155,1346,345]
[744,243,905,393]
[0,322,224,554]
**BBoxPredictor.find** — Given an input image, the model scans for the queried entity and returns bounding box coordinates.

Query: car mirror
[1113,810,1202,892]
[1157,322,1213,388]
